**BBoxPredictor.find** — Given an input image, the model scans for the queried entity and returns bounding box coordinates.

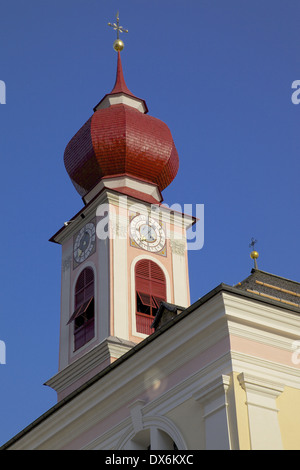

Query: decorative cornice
[238,372,284,402]
[231,350,300,389]
[45,336,136,394]
[194,375,231,405]
[223,291,300,340]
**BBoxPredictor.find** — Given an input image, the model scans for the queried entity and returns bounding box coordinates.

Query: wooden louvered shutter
[135,259,166,335]
[75,267,94,308]
[72,267,95,350]
[135,260,150,291]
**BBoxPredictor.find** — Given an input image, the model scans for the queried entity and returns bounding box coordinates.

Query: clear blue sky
[1,0,300,446]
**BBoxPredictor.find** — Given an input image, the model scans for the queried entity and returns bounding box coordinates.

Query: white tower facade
[46,51,194,401]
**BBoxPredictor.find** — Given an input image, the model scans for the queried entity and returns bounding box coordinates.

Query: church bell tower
[46,15,194,401]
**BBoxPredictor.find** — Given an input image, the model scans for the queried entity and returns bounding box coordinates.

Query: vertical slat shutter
[135,259,166,334]
[75,267,94,308]
[135,260,166,299]
[70,267,95,350]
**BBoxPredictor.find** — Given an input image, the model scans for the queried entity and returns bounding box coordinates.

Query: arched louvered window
[68,267,95,351]
[135,259,166,335]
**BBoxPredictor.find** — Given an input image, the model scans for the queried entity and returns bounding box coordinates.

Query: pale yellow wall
[276,386,300,450]
[231,374,300,450]
[231,372,251,450]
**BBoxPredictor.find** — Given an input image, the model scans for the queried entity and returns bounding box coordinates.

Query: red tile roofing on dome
[64,52,179,198]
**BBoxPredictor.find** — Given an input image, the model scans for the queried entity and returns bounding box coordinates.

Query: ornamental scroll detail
[170,240,186,256]
[62,255,72,273]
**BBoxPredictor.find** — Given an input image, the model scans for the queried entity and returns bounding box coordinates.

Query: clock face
[130,214,166,253]
[73,221,96,265]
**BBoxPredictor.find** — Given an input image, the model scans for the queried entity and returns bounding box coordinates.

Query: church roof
[234,269,300,310]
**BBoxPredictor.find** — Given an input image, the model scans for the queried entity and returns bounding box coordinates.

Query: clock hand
[79,232,90,250]
[147,228,155,241]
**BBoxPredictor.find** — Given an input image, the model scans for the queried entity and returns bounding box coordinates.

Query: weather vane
[108,11,128,52]
[249,237,259,269]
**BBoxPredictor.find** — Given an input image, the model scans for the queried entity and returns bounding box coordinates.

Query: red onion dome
[64,52,179,198]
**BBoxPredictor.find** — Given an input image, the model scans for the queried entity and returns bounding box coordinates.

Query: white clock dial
[73,222,96,264]
[130,215,166,253]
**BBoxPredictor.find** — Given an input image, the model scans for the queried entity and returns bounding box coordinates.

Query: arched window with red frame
[135,259,166,335]
[68,267,95,351]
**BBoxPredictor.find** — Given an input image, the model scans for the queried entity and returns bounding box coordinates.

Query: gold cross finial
[108,12,128,51]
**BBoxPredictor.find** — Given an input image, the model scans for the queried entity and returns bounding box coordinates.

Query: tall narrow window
[68,267,95,350]
[135,260,166,335]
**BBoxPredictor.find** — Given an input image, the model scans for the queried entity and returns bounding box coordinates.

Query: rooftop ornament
[108,11,128,52]
[249,237,259,269]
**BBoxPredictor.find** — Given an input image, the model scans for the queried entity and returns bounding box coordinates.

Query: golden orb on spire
[113,38,124,52]
[250,250,259,260]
